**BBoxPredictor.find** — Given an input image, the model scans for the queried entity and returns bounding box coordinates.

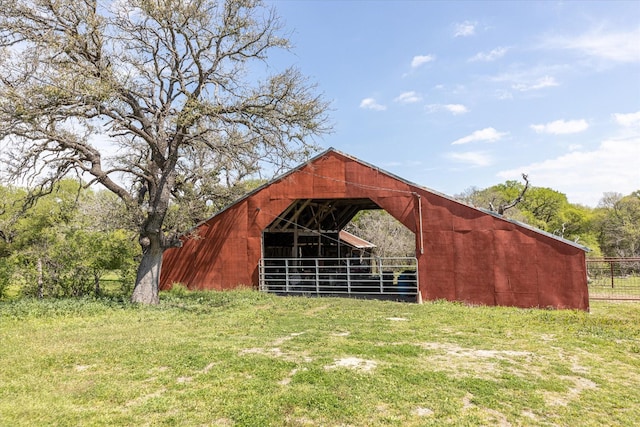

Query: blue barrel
[397,270,416,296]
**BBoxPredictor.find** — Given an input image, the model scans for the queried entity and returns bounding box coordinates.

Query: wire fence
[587,258,640,301]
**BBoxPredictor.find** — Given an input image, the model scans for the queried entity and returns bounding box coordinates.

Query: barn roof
[339,230,376,249]
[196,147,589,252]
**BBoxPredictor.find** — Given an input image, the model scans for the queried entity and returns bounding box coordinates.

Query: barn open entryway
[259,198,419,301]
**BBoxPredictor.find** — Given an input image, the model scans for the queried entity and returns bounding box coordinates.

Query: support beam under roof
[266,198,380,233]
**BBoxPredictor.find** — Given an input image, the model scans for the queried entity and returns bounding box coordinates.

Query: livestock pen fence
[587,258,640,301]
[259,257,419,301]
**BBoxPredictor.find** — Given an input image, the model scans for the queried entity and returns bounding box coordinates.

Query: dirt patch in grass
[413,406,434,416]
[324,357,377,372]
[544,375,597,406]
[212,418,234,426]
[240,346,312,363]
[272,331,306,346]
[200,362,216,374]
[279,367,302,386]
[240,332,312,363]
[419,342,532,359]
[462,393,475,409]
[412,341,536,379]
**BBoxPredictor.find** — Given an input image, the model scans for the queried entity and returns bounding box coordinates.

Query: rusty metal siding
[160,149,589,310]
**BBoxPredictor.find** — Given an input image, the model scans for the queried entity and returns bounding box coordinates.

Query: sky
[267,0,640,207]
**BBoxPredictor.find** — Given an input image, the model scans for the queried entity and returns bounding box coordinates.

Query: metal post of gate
[379,258,384,294]
[315,258,320,296]
[285,259,290,293]
[346,259,352,296]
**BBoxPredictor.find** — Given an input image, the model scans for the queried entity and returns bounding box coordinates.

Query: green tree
[595,191,640,257]
[47,227,138,297]
[0,0,330,303]
[8,180,79,298]
[0,180,139,299]
[519,187,567,229]
[0,186,25,297]
[456,181,602,253]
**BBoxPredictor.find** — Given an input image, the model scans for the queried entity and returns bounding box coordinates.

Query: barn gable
[161,148,589,310]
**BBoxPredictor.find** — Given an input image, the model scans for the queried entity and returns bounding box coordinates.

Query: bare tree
[456,174,530,216]
[489,173,530,215]
[346,210,415,258]
[0,0,330,303]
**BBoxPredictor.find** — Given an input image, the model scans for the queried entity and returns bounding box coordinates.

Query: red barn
[160,148,589,310]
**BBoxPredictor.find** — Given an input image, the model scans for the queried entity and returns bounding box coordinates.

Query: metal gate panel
[259,257,418,301]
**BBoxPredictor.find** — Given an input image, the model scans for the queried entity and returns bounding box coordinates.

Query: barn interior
[262,198,380,258]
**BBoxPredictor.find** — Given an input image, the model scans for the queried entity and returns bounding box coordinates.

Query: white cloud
[530,119,589,135]
[452,127,508,145]
[492,65,566,90]
[427,104,469,115]
[359,98,386,111]
[454,21,476,37]
[446,151,493,167]
[411,54,435,68]
[469,47,508,62]
[543,27,640,63]
[613,111,640,127]
[444,104,469,115]
[497,135,640,206]
[512,76,559,91]
[394,91,422,104]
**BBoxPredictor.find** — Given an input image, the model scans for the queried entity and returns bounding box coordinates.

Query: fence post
[610,260,615,289]
[259,259,264,292]
[346,259,352,296]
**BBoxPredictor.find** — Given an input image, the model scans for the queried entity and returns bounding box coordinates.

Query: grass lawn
[1,290,639,426]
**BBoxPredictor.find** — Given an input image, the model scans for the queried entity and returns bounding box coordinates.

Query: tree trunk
[131,235,163,304]
[94,272,101,297]
[37,257,43,299]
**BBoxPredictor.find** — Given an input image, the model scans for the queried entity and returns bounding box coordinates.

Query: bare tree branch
[489,173,530,215]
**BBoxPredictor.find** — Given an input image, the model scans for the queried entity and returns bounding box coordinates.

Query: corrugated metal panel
[338,230,376,249]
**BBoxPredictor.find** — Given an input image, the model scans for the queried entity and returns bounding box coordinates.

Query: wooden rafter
[303,200,333,229]
[266,198,381,233]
